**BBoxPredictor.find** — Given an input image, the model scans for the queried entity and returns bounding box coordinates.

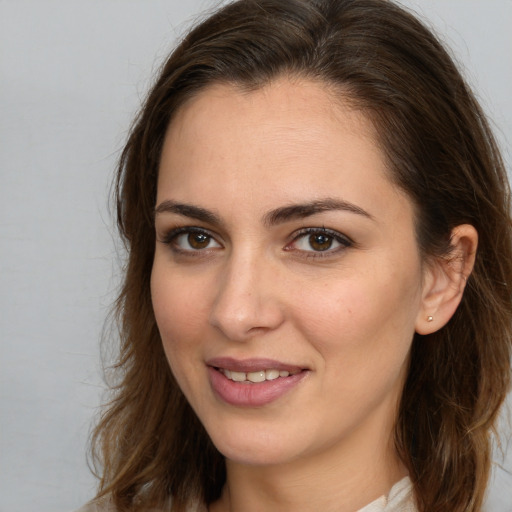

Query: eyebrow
[263,198,374,226]
[154,200,222,225]
[154,197,373,227]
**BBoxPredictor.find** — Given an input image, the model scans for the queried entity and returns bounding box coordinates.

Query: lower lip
[208,367,308,407]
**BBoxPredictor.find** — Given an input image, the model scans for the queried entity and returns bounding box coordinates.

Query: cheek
[152,284,195,343]
[294,265,421,371]
[297,281,416,420]
[151,276,215,419]
[150,265,209,376]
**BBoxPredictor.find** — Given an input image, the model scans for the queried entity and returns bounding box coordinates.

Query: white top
[357,477,415,512]
[75,477,416,512]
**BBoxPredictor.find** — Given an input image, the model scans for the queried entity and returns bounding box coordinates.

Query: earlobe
[415,224,478,335]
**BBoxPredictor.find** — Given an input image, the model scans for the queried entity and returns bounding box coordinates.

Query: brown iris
[188,232,211,249]
[309,233,333,251]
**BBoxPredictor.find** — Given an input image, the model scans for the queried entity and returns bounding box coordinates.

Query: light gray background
[1,1,511,511]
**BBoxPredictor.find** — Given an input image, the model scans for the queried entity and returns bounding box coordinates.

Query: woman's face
[151,78,428,468]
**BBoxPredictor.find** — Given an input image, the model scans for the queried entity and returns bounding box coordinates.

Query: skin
[151,78,477,512]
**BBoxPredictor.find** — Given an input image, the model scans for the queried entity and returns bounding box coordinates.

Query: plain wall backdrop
[1,1,511,511]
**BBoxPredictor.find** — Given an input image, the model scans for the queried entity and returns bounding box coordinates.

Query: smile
[218,368,301,383]
[206,358,309,407]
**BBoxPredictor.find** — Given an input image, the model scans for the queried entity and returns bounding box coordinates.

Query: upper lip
[206,357,306,373]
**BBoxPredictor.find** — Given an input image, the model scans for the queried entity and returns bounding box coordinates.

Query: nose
[209,252,285,341]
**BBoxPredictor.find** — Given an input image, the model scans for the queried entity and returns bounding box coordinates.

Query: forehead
[165,79,379,155]
[161,80,378,175]
[157,78,411,228]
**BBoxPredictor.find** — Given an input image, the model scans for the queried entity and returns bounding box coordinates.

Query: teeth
[230,371,246,382]
[220,368,299,382]
[265,369,280,380]
[247,370,266,383]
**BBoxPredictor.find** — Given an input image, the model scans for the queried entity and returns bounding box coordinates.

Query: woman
[84,0,512,511]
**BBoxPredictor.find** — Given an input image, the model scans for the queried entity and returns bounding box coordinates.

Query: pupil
[188,233,209,249]
[309,233,332,251]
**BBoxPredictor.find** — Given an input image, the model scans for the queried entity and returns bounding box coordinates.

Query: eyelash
[286,227,353,257]
[159,227,222,256]
[158,226,353,258]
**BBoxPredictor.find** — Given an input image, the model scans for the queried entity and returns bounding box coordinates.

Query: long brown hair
[91,1,512,510]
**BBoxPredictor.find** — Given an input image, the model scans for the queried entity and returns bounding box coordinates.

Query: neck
[210,426,406,512]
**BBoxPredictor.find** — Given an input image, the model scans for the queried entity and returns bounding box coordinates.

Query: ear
[415,224,478,335]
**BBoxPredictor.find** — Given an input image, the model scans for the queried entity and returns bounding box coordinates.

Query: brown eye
[188,232,211,249]
[289,228,352,255]
[168,229,222,252]
[308,233,333,251]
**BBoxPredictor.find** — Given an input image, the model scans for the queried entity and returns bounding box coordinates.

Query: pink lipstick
[206,357,309,407]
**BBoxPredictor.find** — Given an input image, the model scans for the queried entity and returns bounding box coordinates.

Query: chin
[204,417,311,467]
[217,440,295,467]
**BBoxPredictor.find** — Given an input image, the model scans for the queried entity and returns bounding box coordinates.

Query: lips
[206,357,309,407]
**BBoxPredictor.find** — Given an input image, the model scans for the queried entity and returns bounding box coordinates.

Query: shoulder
[384,477,417,512]
[358,477,416,512]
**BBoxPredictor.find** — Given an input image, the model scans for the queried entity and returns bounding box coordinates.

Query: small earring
[427,316,433,322]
